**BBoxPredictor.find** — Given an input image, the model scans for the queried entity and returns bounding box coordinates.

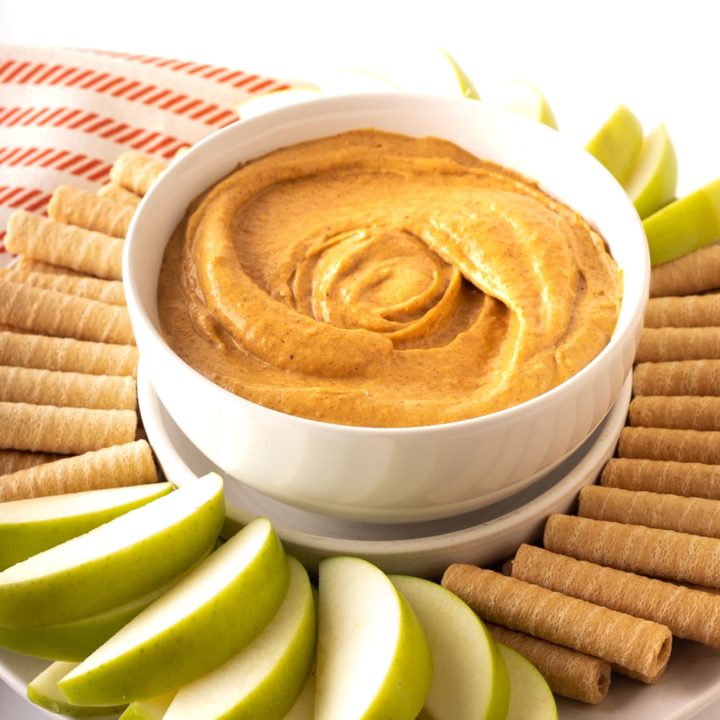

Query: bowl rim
[124,91,649,436]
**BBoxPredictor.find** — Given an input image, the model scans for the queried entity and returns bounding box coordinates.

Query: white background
[2,0,720,194]
[1,0,720,717]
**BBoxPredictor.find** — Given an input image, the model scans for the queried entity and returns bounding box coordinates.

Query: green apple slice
[0,472,224,628]
[498,644,558,720]
[0,581,165,661]
[27,661,127,718]
[315,556,432,720]
[585,104,643,184]
[318,46,472,98]
[0,562,201,661]
[440,49,480,99]
[164,556,315,720]
[120,692,176,720]
[624,124,678,219]
[59,516,289,706]
[488,79,557,129]
[0,482,173,571]
[644,176,720,265]
[283,666,315,720]
[391,574,509,720]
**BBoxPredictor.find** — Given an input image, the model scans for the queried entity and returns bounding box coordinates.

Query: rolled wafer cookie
[579,485,720,539]
[619,426,720,464]
[634,360,720,397]
[681,583,720,596]
[0,366,136,410]
[0,279,134,345]
[629,395,720,431]
[601,458,720,499]
[636,327,720,362]
[544,514,720,589]
[0,331,137,377]
[645,294,720,328]
[441,565,671,682]
[47,185,134,238]
[0,440,156,502]
[510,544,720,648]
[650,243,720,298]
[0,451,62,476]
[97,183,141,207]
[110,151,166,196]
[2,266,125,306]
[0,402,136,454]
[12,257,83,277]
[486,623,611,705]
[5,211,123,280]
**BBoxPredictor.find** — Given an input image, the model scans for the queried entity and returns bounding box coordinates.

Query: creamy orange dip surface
[158,129,623,427]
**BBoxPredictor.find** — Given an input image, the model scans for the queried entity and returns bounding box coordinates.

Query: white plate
[138,366,631,577]
[0,647,117,719]
[4,641,720,720]
[556,640,720,719]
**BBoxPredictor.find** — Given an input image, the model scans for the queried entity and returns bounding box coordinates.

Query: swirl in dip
[158,129,623,428]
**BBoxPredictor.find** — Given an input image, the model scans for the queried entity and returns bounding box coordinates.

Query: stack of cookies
[443,244,720,705]
[0,152,166,502]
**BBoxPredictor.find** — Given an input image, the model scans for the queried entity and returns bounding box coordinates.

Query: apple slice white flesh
[315,556,432,720]
[391,574,509,720]
[624,123,677,219]
[487,79,557,129]
[27,661,127,718]
[585,104,643,185]
[498,643,558,720]
[0,473,224,629]
[0,482,173,571]
[119,692,176,720]
[644,176,720,265]
[59,517,289,706]
[164,556,315,720]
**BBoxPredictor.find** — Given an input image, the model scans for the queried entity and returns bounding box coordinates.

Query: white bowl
[124,93,649,523]
[138,364,631,577]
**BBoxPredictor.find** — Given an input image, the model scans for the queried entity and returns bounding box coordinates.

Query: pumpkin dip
[158,129,622,427]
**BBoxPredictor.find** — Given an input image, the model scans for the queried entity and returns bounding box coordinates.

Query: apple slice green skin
[0,581,165,661]
[391,574,509,720]
[625,124,677,219]
[498,644,558,720]
[164,556,315,720]
[644,177,720,265]
[282,665,315,720]
[27,661,127,718]
[120,692,176,720]
[0,556,207,661]
[0,473,225,628]
[586,105,643,185]
[0,482,173,571]
[316,556,432,720]
[60,517,290,706]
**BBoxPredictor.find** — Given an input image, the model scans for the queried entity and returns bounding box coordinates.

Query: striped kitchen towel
[0,46,298,256]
